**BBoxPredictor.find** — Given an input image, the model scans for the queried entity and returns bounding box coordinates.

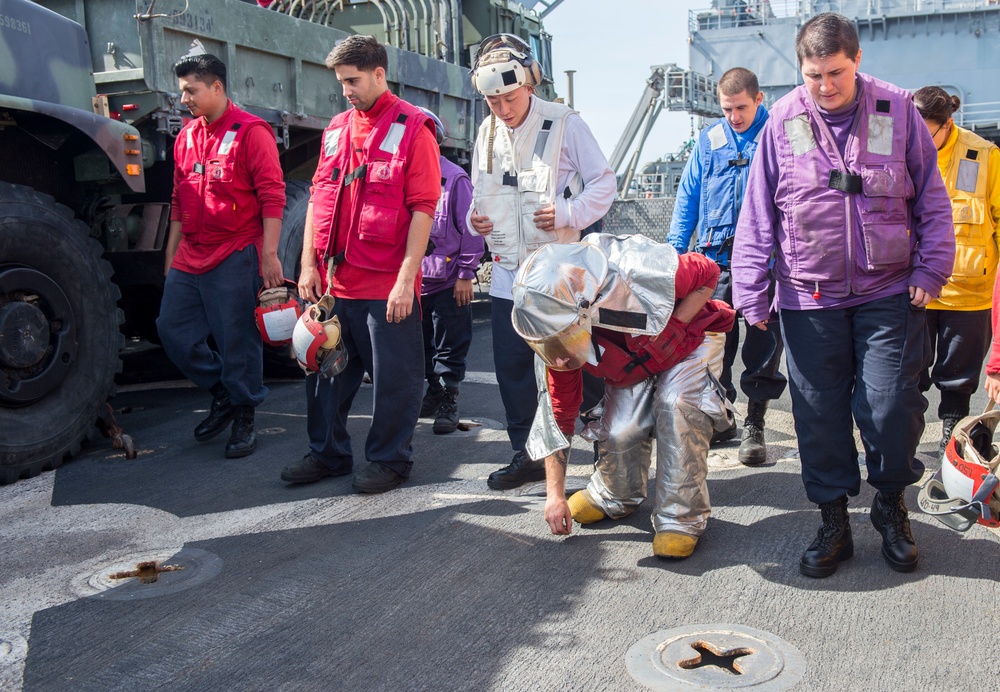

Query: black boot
[870,490,918,573]
[194,382,235,442]
[738,400,768,466]
[420,381,444,418]
[225,405,257,459]
[799,496,854,578]
[433,386,460,435]
[487,451,545,490]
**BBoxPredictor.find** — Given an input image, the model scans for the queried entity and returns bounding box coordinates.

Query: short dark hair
[174,53,227,91]
[913,86,961,126]
[325,35,388,72]
[796,13,860,65]
[718,67,759,99]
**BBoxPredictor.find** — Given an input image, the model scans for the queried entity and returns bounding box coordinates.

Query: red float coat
[988,274,1000,377]
[547,253,733,434]
[309,91,440,299]
[170,102,285,273]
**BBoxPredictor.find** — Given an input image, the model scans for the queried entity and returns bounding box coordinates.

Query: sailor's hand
[544,495,573,535]
[470,212,493,236]
[454,278,474,306]
[909,285,932,307]
[298,264,322,303]
[753,321,768,331]
[387,280,414,323]
[533,205,556,231]
[262,253,284,289]
[987,373,1000,404]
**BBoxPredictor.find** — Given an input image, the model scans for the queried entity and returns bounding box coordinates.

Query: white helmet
[291,295,348,377]
[471,33,543,95]
[918,406,1000,531]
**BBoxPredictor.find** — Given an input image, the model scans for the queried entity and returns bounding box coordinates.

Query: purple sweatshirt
[421,156,484,296]
[732,72,955,326]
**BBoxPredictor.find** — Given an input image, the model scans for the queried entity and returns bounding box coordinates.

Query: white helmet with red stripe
[291,294,348,377]
[255,280,303,346]
[918,406,1000,531]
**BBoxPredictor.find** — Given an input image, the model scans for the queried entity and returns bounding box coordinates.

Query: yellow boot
[567,490,607,524]
[653,531,699,559]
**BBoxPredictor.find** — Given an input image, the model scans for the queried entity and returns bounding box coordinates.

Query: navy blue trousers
[492,297,537,452]
[157,245,266,407]
[305,296,423,477]
[422,286,473,389]
[714,268,787,404]
[780,293,928,505]
[919,308,992,419]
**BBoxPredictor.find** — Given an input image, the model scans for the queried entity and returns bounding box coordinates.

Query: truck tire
[264,179,311,378]
[0,182,123,484]
[278,179,310,281]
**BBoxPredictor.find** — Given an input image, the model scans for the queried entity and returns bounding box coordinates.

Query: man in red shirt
[157,53,285,459]
[280,36,441,493]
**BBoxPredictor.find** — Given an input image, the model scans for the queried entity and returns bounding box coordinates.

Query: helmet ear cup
[525,57,542,87]
[321,318,341,349]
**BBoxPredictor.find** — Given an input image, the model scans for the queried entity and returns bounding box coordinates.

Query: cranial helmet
[291,295,348,377]
[417,107,445,144]
[917,407,1000,531]
[471,33,543,96]
[255,280,303,346]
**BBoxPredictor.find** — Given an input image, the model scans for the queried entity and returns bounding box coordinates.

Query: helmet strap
[486,112,496,175]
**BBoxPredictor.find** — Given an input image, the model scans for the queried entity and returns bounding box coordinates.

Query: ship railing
[959,100,1000,129]
[691,1,1000,32]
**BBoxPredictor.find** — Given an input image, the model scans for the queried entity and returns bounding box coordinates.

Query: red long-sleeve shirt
[988,276,1000,375]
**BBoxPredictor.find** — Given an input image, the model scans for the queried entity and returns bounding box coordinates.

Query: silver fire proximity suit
[514,234,734,536]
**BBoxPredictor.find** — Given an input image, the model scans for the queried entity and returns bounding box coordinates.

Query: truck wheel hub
[0,266,77,405]
[0,300,50,368]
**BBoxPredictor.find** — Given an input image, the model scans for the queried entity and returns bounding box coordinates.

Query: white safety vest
[473,98,584,270]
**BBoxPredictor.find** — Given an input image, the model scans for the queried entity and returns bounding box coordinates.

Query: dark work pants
[714,269,787,404]
[305,296,423,477]
[492,296,537,452]
[157,245,266,407]
[919,308,992,420]
[422,285,473,389]
[780,293,928,505]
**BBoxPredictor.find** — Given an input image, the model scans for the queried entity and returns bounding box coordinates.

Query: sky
[542,0,708,170]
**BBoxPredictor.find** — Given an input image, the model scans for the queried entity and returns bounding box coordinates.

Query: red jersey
[310,90,440,300]
[170,102,285,274]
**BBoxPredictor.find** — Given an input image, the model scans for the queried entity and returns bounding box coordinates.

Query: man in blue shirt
[667,67,786,466]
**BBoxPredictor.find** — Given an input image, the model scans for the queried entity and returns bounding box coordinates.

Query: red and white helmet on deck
[918,407,1000,531]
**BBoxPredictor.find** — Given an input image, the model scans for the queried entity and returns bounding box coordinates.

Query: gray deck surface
[2,299,998,690]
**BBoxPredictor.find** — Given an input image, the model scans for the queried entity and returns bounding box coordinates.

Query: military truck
[0,0,555,483]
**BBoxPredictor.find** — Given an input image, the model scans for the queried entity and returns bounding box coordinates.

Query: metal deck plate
[626,623,806,690]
